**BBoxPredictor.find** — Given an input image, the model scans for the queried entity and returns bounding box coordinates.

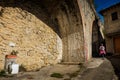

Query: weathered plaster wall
[105,37,114,53]
[0,1,62,71]
[103,4,120,34]
[77,0,95,61]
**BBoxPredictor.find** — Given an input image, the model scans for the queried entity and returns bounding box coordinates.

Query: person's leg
[102,54,104,60]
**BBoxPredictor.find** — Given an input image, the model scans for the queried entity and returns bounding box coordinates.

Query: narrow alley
[0,0,120,80]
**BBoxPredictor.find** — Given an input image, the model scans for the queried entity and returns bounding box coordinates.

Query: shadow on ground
[106,55,120,80]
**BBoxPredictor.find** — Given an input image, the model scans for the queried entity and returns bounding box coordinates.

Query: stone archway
[0,0,85,71]
[54,0,84,63]
[36,0,85,63]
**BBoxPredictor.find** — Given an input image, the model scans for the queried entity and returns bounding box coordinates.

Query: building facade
[100,3,120,55]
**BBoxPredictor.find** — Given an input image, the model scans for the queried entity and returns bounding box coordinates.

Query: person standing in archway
[99,43,106,59]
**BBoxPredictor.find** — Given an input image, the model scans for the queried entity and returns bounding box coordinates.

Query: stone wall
[105,37,114,53]
[0,1,62,71]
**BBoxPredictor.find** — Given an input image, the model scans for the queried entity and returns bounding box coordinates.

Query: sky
[94,0,120,22]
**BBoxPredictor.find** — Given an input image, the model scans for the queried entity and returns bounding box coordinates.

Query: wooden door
[114,36,120,55]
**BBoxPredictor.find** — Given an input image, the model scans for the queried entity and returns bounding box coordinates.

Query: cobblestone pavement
[0,58,117,80]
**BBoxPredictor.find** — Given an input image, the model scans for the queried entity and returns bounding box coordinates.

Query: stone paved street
[0,58,117,80]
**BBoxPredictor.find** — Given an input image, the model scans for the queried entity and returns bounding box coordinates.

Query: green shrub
[0,70,6,77]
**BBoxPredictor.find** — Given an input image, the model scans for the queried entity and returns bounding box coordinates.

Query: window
[111,12,118,21]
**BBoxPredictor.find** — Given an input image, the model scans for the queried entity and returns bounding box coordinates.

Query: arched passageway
[0,0,84,70]
[92,20,104,57]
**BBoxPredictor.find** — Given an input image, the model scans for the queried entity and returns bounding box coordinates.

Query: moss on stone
[50,72,63,78]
